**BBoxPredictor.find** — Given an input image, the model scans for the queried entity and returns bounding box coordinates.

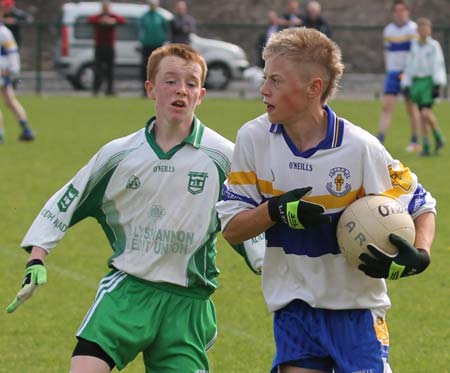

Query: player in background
[216,27,435,372]
[376,0,420,152]
[401,17,446,156]
[0,3,34,143]
[6,43,262,373]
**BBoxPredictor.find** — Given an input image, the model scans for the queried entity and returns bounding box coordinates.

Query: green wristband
[286,201,303,229]
[388,262,406,280]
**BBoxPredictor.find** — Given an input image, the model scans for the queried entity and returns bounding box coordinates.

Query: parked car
[55,2,249,91]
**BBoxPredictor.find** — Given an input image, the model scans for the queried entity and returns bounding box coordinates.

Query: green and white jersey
[22,117,233,296]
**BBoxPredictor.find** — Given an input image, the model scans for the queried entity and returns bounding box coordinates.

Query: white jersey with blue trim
[383,20,417,72]
[0,24,20,75]
[402,36,447,87]
[22,117,234,293]
[216,105,436,313]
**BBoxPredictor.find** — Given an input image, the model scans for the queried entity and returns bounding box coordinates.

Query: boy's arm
[222,202,274,245]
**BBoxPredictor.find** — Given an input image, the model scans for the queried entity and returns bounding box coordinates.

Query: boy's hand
[432,85,440,99]
[358,233,430,280]
[6,259,47,313]
[268,187,331,229]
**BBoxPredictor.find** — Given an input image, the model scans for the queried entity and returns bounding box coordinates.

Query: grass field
[0,95,449,372]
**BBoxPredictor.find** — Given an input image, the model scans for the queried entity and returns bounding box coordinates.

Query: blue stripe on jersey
[386,41,411,52]
[266,212,341,257]
[408,184,427,214]
[222,184,259,207]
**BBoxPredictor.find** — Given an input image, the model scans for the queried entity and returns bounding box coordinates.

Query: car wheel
[205,63,231,90]
[74,64,95,91]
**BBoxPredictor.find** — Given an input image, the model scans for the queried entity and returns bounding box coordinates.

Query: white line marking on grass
[1,247,98,290]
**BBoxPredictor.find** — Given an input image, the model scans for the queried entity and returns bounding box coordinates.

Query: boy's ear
[145,80,156,99]
[307,77,324,99]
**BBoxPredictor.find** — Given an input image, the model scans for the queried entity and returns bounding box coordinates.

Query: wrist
[26,259,44,268]
[416,248,431,273]
[267,196,281,223]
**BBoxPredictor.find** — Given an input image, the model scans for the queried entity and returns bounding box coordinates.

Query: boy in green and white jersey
[401,17,447,155]
[6,44,262,372]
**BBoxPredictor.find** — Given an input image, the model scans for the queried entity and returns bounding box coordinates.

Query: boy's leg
[404,99,421,152]
[143,295,217,373]
[70,355,112,373]
[377,94,397,144]
[1,85,34,141]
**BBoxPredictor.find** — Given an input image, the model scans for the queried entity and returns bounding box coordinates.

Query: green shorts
[411,76,434,108]
[77,270,217,372]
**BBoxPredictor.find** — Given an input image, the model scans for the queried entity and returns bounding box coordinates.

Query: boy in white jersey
[376,0,420,152]
[401,17,446,156]
[216,27,435,373]
[6,44,245,372]
[0,3,34,143]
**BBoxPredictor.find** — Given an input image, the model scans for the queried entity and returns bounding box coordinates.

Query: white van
[55,2,249,90]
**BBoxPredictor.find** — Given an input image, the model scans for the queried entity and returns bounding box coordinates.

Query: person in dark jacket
[302,0,331,38]
[170,1,196,45]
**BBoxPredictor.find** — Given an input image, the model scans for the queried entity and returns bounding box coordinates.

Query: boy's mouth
[172,100,186,108]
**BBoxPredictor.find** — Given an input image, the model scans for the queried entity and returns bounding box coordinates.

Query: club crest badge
[57,184,80,212]
[126,175,141,189]
[326,167,351,197]
[187,171,208,195]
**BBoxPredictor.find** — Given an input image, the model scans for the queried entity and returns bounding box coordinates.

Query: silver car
[55,2,249,90]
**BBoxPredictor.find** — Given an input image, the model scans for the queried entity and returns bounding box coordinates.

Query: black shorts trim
[419,103,433,110]
[72,337,116,370]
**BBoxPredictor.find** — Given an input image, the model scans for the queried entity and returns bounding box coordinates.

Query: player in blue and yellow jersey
[377,0,420,152]
[0,2,34,143]
[6,43,263,373]
[217,27,435,373]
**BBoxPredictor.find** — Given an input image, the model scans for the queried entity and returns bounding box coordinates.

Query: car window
[74,16,139,41]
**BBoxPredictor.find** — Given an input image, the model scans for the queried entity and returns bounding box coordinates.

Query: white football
[336,195,416,268]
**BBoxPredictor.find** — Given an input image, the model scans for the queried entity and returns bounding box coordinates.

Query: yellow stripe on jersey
[228,171,365,209]
[383,164,414,199]
[3,40,17,50]
[384,34,417,43]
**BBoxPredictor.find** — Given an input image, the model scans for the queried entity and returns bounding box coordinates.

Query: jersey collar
[268,104,344,157]
[145,116,205,159]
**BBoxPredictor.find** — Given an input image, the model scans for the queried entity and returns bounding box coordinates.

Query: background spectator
[256,10,280,68]
[170,0,196,45]
[138,0,169,95]
[280,0,303,28]
[302,1,331,38]
[0,0,33,46]
[87,0,125,96]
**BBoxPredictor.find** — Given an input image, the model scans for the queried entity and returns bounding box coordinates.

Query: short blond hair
[147,43,208,86]
[417,17,432,27]
[263,27,344,102]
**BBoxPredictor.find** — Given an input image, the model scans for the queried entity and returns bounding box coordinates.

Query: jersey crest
[187,172,208,195]
[326,167,351,197]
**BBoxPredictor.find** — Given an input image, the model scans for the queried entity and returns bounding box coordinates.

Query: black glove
[267,187,331,229]
[402,87,411,99]
[358,233,430,280]
[432,85,440,99]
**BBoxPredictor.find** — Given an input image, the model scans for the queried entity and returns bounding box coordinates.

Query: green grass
[0,96,449,372]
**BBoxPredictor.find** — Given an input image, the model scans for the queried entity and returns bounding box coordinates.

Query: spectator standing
[138,0,169,94]
[0,0,32,46]
[280,0,303,28]
[377,0,421,152]
[302,0,331,38]
[401,17,446,156]
[170,1,196,45]
[0,3,34,143]
[87,0,125,96]
[256,10,280,68]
